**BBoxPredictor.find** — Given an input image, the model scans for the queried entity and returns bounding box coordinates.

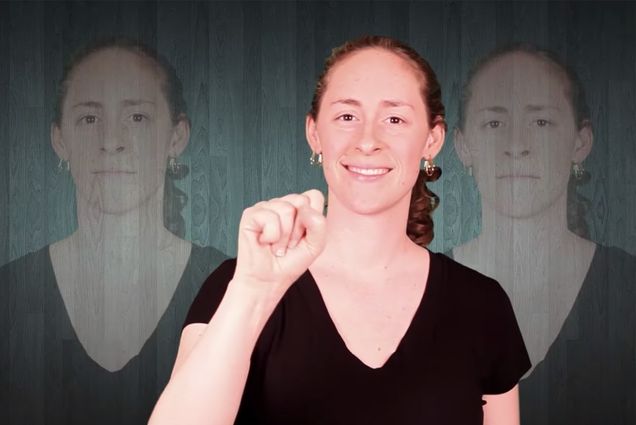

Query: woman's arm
[148,191,326,425]
[148,278,280,425]
[482,384,520,425]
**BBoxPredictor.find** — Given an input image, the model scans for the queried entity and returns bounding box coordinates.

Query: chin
[82,188,157,216]
[490,198,559,220]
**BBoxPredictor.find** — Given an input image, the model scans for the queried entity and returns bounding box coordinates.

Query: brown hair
[309,35,446,247]
[457,44,592,238]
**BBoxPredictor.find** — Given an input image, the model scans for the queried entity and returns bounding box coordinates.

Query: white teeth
[347,166,390,176]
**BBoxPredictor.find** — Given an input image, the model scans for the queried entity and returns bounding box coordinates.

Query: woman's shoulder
[188,243,229,272]
[428,250,513,316]
[0,245,53,281]
[182,257,237,327]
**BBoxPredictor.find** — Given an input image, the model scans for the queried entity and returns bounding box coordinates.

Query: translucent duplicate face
[58,48,176,215]
[312,48,433,215]
[462,52,581,219]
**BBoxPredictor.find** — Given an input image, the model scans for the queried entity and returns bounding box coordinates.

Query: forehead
[467,52,571,111]
[324,48,424,104]
[64,48,165,105]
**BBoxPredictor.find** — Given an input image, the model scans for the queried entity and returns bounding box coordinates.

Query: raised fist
[233,189,327,297]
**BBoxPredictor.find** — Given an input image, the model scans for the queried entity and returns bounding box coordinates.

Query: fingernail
[275,248,286,257]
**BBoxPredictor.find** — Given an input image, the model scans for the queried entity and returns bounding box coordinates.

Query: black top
[519,245,636,425]
[185,250,531,425]
[0,244,227,425]
[446,245,636,425]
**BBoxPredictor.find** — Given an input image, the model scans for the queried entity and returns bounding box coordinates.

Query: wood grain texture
[0,1,635,423]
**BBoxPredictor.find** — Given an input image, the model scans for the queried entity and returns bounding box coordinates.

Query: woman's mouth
[344,164,392,180]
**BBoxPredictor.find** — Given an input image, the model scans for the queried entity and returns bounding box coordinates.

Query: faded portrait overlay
[451,47,636,423]
[0,37,226,425]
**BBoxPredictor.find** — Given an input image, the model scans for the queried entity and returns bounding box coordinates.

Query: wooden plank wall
[1,1,633,262]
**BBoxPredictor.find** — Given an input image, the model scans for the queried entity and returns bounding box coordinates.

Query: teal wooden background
[1,0,635,262]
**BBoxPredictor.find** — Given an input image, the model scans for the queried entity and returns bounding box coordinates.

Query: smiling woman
[150,35,530,425]
[0,38,226,425]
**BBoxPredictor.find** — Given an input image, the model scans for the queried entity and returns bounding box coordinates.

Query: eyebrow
[330,98,361,107]
[329,98,414,109]
[71,99,155,109]
[525,104,561,112]
[476,106,508,114]
[381,100,414,109]
[476,104,561,113]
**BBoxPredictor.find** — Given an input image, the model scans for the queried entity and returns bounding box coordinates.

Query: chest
[241,275,486,425]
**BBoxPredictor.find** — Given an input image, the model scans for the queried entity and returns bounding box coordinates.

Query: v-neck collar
[299,249,442,371]
[523,243,601,380]
[45,244,197,374]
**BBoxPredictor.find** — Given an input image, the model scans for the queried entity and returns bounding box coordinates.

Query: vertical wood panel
[0,1,10,265]
[1,2,635,423]
[208,1,245,253]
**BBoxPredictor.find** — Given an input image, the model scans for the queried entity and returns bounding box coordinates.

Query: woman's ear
[169,114,191,157]
[422,122,446,159]
[572,121,593,163]
[51,122,69,160]
[453,127,472,168]
[305,114,322,154]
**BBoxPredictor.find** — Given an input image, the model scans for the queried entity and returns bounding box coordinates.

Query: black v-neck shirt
[446,245,636,425]
[0,244,227,425]
[184,250,531,424]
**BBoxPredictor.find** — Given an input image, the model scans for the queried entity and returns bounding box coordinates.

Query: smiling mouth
[344,165,392,176]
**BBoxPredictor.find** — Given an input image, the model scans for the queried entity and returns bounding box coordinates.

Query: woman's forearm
[148,279,279,425]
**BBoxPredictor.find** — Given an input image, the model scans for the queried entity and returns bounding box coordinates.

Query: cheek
[319,127,358,158]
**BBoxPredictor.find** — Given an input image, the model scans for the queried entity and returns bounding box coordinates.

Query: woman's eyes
[130,113,149,123]
[78,115,98,125]
[76,113,150,125]
[485,120,502,129]
[387,116,404,124]
[337,113,356,122]
[482,119,552,129]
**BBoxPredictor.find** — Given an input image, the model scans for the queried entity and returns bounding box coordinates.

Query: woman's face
[456,51,592,219]
[52,48,188,215]
[306,48,444,215]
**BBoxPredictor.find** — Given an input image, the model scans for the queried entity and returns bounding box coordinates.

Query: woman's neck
[72,186,176,254]
[479,192,576,259]
[315,191,419,276]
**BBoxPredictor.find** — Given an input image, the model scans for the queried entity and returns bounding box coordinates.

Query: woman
[452,45,636,424]
[150,36,530,425]
[0,38,226,424]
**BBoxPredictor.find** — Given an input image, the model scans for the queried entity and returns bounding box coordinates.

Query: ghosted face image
[53,48,180,215]
[457,51,589,219]
[307,48,440,215]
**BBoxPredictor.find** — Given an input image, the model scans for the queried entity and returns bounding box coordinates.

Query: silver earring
[310,152,323,167]
[467,165,473,176]
[167,157,187,177]
[422,157,441,181]
[57,158,70,172]
[571,162,585,180]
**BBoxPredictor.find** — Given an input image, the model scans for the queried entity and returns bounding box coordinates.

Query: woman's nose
[101,122,125,153]
[355,123,383,154]
[503,126,531,158]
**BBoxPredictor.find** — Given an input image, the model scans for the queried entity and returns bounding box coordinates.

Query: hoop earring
[167,157,188,178]
[57,158,70,172]
[571,162,584,180]
[310,152,323,167]
[423,158,441,181]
